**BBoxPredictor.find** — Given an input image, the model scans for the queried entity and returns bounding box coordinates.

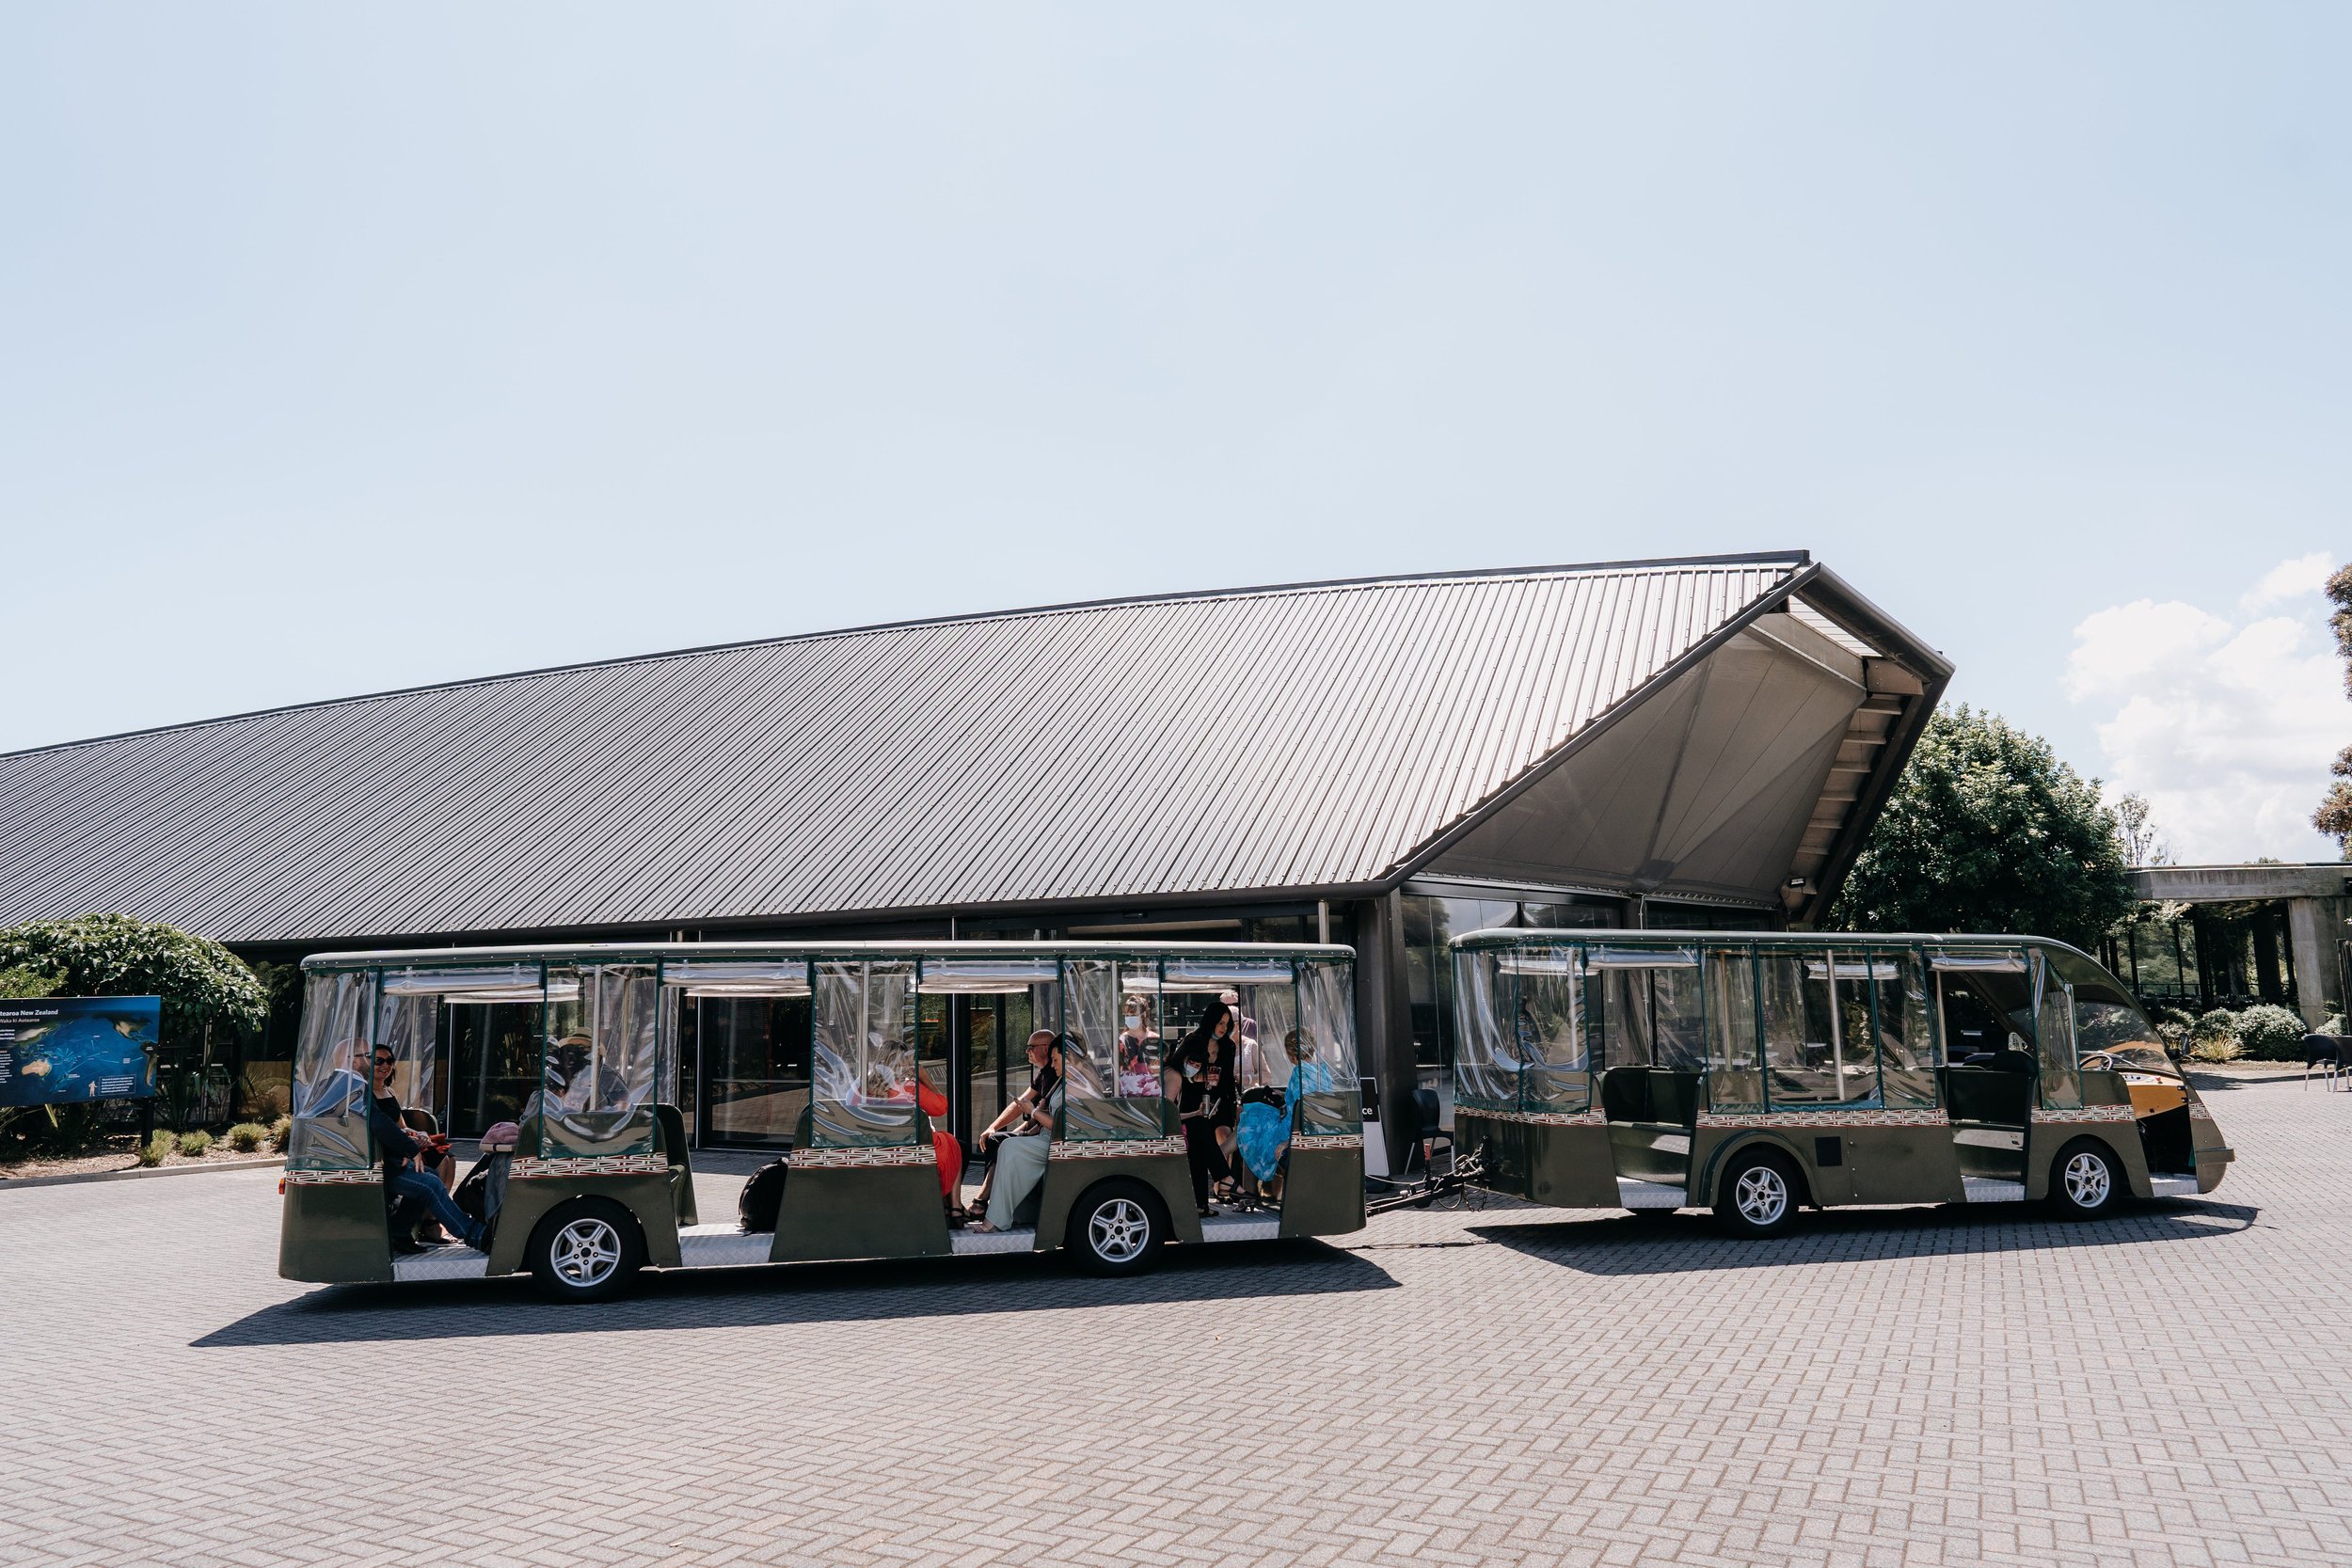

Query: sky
[3,5,2346,860]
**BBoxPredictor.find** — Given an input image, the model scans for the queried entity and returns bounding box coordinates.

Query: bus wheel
[1067,1180,1166,1276]
[1715,1150,1799,1239]
[529,1197,645,1303]
[2049,1140,2120,1220]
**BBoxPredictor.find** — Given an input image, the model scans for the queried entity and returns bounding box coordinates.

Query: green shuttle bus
[1446,929,2233,1236]
[279,942,1363,1300]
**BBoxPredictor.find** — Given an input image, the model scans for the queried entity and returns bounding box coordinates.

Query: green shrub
[267,1115,293,1152]
[225,1122,268,1154]
[138,1131,172,1166]
[2188,1008,2238,1045]
[176,1130,213,1158]
[2235,1004,2309,1060]
[2186,1033,2243,1064]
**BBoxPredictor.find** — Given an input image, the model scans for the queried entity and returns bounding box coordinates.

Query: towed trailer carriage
[1446,929,2233,1236]
[280,942,1365,1300]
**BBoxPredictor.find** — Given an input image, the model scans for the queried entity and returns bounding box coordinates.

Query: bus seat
[654,1103,698,1227]
[1942,1066,2030,1126]
[1599,1068,1651,1123]
[1647,1070,1702,1129]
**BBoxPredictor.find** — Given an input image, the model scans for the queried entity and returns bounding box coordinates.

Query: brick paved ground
[4,1069,2347,1567]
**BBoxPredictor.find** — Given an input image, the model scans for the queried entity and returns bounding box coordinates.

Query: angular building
[0,552,1949,1161]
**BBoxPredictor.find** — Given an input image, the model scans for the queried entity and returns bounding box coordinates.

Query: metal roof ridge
[2,551,1813,760]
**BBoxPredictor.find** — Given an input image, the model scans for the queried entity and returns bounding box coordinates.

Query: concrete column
[2288,897,2332,1027]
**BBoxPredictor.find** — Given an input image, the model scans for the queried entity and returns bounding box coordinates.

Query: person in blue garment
[1236,1027,1335,1203]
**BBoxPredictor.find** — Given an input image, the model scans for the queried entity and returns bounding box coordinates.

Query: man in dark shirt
[366,1044,485,1251]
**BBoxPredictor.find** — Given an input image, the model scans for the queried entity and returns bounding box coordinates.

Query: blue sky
[4,5,2345,857]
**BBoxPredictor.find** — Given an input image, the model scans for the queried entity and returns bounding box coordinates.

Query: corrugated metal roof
[0,556,1831,944]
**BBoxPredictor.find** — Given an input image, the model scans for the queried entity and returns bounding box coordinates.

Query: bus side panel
[1456,1115,1618,1209]
[1454,1113,1533,1201]
[1843,1125,1963,1206]
[1036,1152,1200,1250]
[2022,1125,2143,1202]
[1279,1146,1365,1238]
[2187,1086,2233,1194]
[1692,1128,1840,1208]
[278,1183,393,1284]
[770,1164,950,1263]
[489,1174,684,1275]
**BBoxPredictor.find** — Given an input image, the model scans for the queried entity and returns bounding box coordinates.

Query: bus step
[1961,1178,2026,1203]
[1617,1178,1685,1210]
[677,1226,776,1268]
[2147,1175,2201,1198]
[391,1244,490,1282]
[949,1227,1036,1257]
[1199,1213,1281,1243]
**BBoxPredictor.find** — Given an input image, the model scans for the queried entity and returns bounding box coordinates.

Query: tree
[2115,792,2170,867]
[1827,705,2135,951]
[0,914,266,1055]
[2315,562,2352,857]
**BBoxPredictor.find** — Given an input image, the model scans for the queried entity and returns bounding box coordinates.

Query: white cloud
[2066,556,2346,863]
[2241,550,2336,611]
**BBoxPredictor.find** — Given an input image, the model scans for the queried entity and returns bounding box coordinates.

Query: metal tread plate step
[390,1245,491,1282]
[1961,1177,2026,1203]
[1617,1178,1686,1210]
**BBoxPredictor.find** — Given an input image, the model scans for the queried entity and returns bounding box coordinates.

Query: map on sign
[0,996,160,1106]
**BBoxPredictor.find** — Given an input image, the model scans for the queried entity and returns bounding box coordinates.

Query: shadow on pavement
[1470,1197,2262,1276]
[193,1238,1396,1348]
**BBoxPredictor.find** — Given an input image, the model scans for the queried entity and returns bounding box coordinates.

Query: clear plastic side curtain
[1061,958,1161,1140]
[810,961,918,1148]
[1453,946,1518,1111]
[1295,958,1359,1134]
[372,989,437,1126]
[289,971,374,1171]
[1515,947,1587,1114]
[528,965,661,1156]
[2034,952,2082,1110]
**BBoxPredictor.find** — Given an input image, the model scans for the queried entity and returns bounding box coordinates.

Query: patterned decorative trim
[510,1153,673,1180]
[1466,1110,1606,1128]
[1698,1108,1950,1130]
[787,1143,936,1170]
[1051,1137,1184,1160]
[2030,1105,2137,1124]
[1290,1133,1364,1151]
[283,1167,381,1187]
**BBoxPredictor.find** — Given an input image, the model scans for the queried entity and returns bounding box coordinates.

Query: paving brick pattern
[3,1070,2346,1566]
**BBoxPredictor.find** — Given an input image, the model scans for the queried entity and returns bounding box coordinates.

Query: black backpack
[739,1159,788,1233]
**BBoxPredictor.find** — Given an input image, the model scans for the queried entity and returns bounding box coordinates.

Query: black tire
[1713,1148,1801,1239]
[527,1196,645,1303]
[1065,1179,1168,1276]
[2048,1138,2122,1220]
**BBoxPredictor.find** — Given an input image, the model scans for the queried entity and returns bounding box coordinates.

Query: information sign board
[0,996,161,1105]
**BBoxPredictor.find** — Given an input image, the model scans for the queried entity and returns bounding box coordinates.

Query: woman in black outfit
[1168,1000,1241,1214]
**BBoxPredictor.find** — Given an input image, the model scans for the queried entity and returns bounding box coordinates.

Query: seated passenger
[1238,1028,1336,1202]
[1117,996,1160,1095]
[909,1066,965,1223]
[971,1030,1060,1214]
[976,1038,1065,1233]
[367,1044,485,1251]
